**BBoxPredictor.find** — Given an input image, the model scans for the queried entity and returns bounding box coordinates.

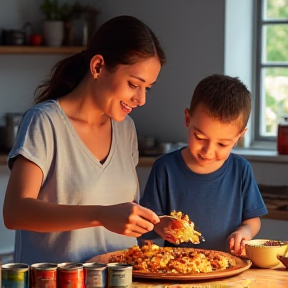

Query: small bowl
[245,239,288,268]
[277,255,288,269]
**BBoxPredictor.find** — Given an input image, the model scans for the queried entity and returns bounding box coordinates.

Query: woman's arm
[3,155,159,236]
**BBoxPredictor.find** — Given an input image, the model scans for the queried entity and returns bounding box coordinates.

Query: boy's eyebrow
[131,75,156,85]
[218,138,235,142]
[194,127,235,142]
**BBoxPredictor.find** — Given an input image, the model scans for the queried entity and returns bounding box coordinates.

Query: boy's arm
[228,217,261,255]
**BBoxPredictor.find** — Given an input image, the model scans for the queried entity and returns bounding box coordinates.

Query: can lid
[31,263,58,270]
[2,263,29,271]
[83,262,107,269]
[279,116,288,126]
[108,263,133,269]
[58,262,83,270]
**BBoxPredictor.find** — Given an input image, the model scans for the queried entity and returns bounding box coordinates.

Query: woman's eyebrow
[131,75,156,85]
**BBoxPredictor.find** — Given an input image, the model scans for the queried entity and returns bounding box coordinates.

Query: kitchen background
[0,0,287,262]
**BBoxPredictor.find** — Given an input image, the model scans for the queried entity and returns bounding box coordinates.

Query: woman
[3,15,166,264]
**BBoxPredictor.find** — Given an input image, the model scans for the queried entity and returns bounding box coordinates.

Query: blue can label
[1,263,29,288]
[83,263,107,288]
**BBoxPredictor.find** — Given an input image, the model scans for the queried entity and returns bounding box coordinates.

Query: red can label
[30,263,58,288]
[58,262,84,288]
[277,124,288,154]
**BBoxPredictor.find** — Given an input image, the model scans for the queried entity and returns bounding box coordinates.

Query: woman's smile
[120,101,134,113]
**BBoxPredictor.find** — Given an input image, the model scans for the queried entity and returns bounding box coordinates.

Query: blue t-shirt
[140,148,268,252]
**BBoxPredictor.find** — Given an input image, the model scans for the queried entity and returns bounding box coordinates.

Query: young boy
[140,74,268,255]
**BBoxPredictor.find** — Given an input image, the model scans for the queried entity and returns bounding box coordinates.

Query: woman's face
[94,56,161,121]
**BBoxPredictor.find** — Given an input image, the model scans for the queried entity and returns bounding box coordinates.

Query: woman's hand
[97,202,160,237]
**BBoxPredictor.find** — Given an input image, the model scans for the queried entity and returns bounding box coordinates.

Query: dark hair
[35,15,166,103]
[189,74,251,131]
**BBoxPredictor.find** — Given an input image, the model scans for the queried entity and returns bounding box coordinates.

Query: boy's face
[184,105,246,171]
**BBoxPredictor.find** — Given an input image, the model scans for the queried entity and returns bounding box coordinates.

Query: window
[255,0,288,140]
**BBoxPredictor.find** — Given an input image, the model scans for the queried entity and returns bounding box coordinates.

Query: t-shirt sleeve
[140,159,167,216]
[8,108,54,183]
[241,160,268,220]
[139,159,170,242]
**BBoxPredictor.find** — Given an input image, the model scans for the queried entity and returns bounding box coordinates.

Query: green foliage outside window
[261,0,288,135]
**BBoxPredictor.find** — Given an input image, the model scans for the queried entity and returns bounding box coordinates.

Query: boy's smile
[182,105,246,174]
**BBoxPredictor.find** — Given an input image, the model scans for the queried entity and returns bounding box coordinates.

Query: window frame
[254,0,288,142]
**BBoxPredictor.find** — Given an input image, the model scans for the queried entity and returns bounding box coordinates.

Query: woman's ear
[90,55,104,79]
[184,108,191,127]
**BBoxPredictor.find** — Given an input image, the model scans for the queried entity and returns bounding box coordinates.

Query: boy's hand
[228,217,261,256]
[228,231,248,256]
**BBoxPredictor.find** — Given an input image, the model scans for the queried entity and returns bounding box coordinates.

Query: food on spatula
[109,243,237,274]
[164,211,203,244]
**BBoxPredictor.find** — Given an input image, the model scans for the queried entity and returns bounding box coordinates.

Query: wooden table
[89,251,288,288]
[130,267,288,288]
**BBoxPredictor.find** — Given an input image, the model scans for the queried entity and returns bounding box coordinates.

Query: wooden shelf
[262,209,288,221]
[0,46,85,55]
[138,156,158,167]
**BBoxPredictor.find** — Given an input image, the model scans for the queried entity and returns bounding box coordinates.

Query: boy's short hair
[189,74,251,132]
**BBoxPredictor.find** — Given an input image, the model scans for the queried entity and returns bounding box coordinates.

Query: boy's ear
[239,127,248,138]
[184,108,191,127]
[234,127,248,148]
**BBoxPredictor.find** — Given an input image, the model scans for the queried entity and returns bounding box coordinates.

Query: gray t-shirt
[8,100,139,264]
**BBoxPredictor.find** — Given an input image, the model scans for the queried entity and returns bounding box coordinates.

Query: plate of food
[88,243,252,281]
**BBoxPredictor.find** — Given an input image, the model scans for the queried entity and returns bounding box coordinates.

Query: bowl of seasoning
[245,239,288,268]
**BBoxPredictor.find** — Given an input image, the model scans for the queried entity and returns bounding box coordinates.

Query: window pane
[262,24,288,62]
[264,0,288,20]
[261,67,288,136]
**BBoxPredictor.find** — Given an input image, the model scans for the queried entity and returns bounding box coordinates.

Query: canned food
[83,262,107,288]
[108,263,133,288]
[58,262,84,288]
[1,263,29,288]
[30,263,58,288]
[277,116,288,155]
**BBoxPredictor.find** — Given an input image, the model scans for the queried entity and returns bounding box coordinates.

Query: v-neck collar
[54,99,115,168]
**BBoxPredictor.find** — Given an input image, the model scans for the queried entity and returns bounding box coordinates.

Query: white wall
[257,219,288,241]
[249,161,288,186]
[1,1,287,182]
[0,165,15,257]
[96,0,225,143]
[0,0,89,117]
[0,0,225,143]
[225,0,254,147]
